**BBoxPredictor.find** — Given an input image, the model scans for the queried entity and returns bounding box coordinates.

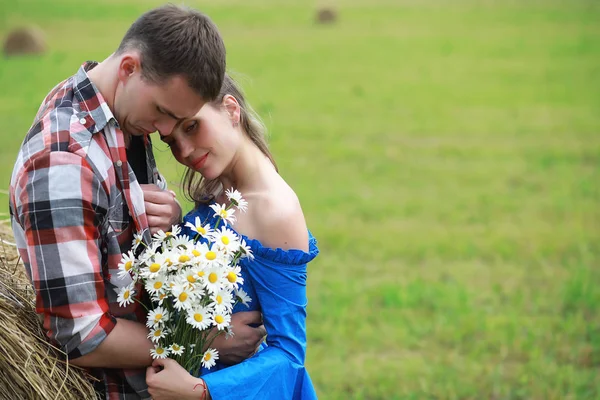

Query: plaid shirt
[9,62,162,399]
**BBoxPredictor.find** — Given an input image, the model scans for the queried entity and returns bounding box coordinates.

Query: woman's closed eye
[183,121,198,134]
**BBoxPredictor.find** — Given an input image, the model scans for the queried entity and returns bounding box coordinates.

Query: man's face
[113,56,205,138]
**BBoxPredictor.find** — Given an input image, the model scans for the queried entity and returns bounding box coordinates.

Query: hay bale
[0,216,98,400]
[3,26,47,57]
[315,7,338,24]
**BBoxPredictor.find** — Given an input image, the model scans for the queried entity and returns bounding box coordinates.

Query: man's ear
[222,94,241,126]
[117,52,142,83]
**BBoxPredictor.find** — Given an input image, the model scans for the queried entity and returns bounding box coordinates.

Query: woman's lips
[191,153,209,170]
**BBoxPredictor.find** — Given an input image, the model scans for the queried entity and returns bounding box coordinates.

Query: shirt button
[79,118,86,124]
[102,248,107,254]
[116,160,123,167]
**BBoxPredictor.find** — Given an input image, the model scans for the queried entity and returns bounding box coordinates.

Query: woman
[145,74,319,400]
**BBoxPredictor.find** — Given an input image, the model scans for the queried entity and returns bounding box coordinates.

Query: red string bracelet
[193,380,207,400]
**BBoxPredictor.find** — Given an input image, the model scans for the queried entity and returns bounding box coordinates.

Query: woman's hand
[146,358,209,400]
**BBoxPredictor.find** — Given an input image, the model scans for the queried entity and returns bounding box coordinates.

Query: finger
[146,365,157,380]
[144,201,175,217]
[152,358,167,368]
[233,310,262,325]
[139,183,162,192]
[256,324,267,338]
[143,189,176,204]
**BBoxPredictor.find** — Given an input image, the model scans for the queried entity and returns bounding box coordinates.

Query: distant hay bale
[3,26,47,57]
[0,218,98,400]
[315,7,338,24]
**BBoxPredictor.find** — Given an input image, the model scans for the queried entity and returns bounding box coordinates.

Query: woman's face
[162,100,240,180]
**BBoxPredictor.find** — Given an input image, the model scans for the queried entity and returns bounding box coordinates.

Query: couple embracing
[9,4,318,400]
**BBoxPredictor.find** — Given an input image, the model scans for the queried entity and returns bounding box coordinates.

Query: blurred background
[1,0,599,398]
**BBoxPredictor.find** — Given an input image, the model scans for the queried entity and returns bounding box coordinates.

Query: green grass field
[1,0,600,398]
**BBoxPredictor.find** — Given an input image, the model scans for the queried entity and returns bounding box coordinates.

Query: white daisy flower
[237,239,254,260]
[184,216,214,238]
[146,306,169,328]
[225,188,248,213]
[186,306,212,330]
[150,345,169,359]
[211,225,240,253]
[169,343,185,356]
[203,266,225,295]
[201,243,226,268]
[223,265,244,289]
[131,231,145,252]
[166,235,193,252]
[151,292,168,306]
[116,282,136,307]
[141,256,167,279]
[148,327,169,343]
[213,288,234,311]
[117,251,136,279]
[172,283,195,311]
[139,242,160,264]
[209,203,236,226]
[235,288,252,307]
[211,308,231,331]
[201,348,219,369]
[145,274,168,295]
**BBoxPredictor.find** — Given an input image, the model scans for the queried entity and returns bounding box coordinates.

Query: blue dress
[181,204,319,399]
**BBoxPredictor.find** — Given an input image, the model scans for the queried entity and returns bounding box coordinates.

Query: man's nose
[154,119,177,137]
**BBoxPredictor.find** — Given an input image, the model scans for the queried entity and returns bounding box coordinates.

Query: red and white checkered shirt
[9,62,161,399]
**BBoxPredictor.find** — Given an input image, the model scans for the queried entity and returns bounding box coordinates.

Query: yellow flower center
[219,210,228,218]
[154,330,162,337]
[124,261,133,271]
[123,290,130,299]
[172,345,180,351]
[156,347,164,355]
[154,313,163,321]
[178,292,188,302]
[192,249,201,257]
[204,352,212,361]
[216,295,222,304]
[153,281,163,290]
[165,258,173,266]
[227,272,237,283]
[221,236,230,245]
[159,293,166,301]
[197,271,205,278]
[197,226,206,235]
[166,232,172,237]
[179,255,190,263]
[194,313,203,322]
[149,263,161,273]
[215,315,224,324]
[206,251,217,261]
[208,272,218,284]
[187,275,196,283]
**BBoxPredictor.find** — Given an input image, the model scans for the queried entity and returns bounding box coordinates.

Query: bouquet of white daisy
[115,189,253,376]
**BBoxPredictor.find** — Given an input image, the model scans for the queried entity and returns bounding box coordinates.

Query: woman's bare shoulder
[244,185,309,252]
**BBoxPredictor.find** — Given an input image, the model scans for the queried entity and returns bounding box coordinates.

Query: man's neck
[86,55,118,116]
[87,55,132,146]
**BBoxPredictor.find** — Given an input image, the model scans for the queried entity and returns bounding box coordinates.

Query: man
[9,5,265,399]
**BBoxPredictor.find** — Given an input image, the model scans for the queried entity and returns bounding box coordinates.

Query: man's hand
[211,311,266,365]
[140,184,182,234]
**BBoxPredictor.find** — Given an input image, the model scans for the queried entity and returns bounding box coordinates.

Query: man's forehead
[157,75,205,117]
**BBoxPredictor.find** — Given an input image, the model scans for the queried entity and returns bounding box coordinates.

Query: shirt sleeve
[12,151,116,359]
[202,254,317,400]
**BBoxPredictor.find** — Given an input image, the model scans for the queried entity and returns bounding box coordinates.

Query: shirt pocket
[107,189,130,233]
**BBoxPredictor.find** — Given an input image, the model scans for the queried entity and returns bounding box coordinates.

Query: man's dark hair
[116,4,226,100]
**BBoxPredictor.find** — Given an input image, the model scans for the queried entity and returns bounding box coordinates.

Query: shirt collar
[72,61,118,134]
